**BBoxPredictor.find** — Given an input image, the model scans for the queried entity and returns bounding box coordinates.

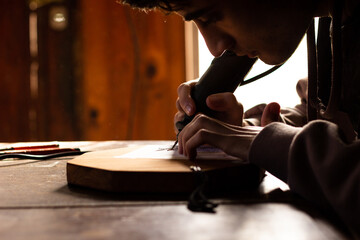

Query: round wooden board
[67,144,262,193]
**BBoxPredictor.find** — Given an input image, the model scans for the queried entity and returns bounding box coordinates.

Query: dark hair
[117,0,188,11]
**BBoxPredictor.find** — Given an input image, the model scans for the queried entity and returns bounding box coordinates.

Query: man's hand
[177,114,262,161]
[176,102,280,161]
[174,80,281,161]
[174,80,245,134]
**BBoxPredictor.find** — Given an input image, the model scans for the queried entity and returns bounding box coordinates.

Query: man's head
[120,0,321,65]
[119,0,188,11]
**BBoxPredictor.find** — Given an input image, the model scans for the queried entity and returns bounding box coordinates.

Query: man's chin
[259,53,290,66]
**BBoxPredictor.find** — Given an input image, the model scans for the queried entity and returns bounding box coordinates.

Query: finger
[206,92,241,111]
[178,114,201,157]
[296,78,308,101]
[206,93,244,125]
[178,115,199,155]
[174,111,185,134]
[178,114,206,157]
[178,114,239,157]
[175,98,183,113]
[175,97,187,134]
[244,103,266,118]
[184,128,234,160]
[184,128,256,161]
[177,81,197,116]
[261,102,281,126]
[174,111,185,124]
[185,129,212,160]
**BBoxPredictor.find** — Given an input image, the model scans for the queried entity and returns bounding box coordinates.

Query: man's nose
[196,24,235,57]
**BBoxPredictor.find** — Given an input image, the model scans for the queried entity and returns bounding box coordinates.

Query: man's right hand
[174,80,245,134]
[174,80,281,160]
[174,80,282,134]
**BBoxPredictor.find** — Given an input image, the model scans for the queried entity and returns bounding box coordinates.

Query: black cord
[187,165,218,213]
[0,151,87,160]
[241,63,284,86]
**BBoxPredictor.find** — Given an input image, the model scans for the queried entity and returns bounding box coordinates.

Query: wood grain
[78,2,186,140]
[0,0,31,141]
[0,1,185,141]
[37,1,79,140]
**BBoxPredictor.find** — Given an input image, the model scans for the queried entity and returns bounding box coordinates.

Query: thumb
[261,102,281,126]
[206,93,244,125]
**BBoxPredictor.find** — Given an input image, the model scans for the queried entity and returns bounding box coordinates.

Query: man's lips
[247,51,259,58]
[231,49,259,58]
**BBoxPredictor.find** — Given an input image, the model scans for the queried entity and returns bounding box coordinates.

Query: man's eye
[199,13,222,27]
[202,18,217,26]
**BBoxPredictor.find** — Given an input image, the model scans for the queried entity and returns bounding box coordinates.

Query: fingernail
[178,144,183,154]
[185,104,193,115]
[271,103,281,114]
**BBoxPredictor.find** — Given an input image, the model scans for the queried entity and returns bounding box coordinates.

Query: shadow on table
[57,183,352,238]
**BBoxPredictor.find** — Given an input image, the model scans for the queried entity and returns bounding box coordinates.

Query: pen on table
[0,144,60,152]
[170,139,178,150]
[0,147,80,155]
[0,148,86,160]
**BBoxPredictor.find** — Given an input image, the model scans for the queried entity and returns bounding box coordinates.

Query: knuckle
[198,129,209,138]
[237,101,244,109]
[174,112,184,122]
[177,83,187,95]
[194,114,208,125]
[175,98,182,110]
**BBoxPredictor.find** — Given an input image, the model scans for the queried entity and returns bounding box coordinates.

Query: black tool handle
[176,51,256,132]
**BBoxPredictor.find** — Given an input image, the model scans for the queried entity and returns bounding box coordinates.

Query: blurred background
[1,0,186,141]
[0,0,307,142]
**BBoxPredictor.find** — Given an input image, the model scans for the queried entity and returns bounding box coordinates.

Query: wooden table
[0,141,351,239]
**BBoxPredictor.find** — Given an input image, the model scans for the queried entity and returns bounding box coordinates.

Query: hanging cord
[307,19,318,121]
[241,64,283,86]
[319,0,343,119]
[316,17,333,112]
[307,0,343,121]
[187,165,218,213]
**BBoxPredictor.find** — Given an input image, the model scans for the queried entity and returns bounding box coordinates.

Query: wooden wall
[0,0,185,141]
[78,1,185,140]
[0,0,31,141]
[36,1,80,140]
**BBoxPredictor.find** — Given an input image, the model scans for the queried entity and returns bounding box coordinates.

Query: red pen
[0,144,60,152]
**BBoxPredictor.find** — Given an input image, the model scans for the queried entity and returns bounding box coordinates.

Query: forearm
[249,120,360,235]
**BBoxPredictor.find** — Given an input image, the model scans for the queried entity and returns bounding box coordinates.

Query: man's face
[177,0,315,65]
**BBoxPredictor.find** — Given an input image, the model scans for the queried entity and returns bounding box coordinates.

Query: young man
[120,0,360,236]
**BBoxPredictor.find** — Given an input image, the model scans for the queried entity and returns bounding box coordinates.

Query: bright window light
[198,34,308,111]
